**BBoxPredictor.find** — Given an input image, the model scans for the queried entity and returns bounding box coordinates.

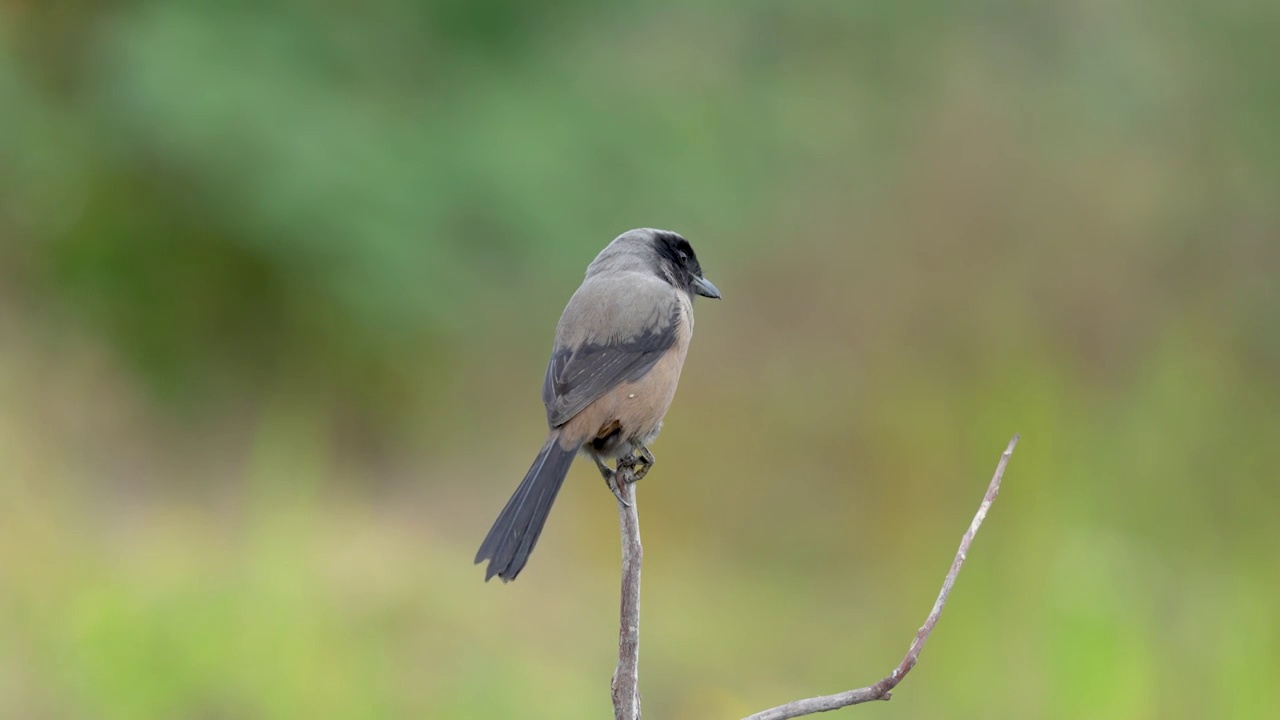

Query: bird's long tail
[475,437,577,582]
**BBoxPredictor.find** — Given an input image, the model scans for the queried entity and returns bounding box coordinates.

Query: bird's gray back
[541,273,688,428]
[554,272,678,348]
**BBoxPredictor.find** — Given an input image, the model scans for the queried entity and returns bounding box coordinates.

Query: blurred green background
[2,1,1278,718]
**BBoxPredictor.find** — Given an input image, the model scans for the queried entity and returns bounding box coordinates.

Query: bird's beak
[692,276,721,299]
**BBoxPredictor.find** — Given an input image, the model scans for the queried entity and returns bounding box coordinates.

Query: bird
[475,228,720,582]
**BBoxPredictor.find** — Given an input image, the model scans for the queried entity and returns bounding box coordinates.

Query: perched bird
[475,228,720,582]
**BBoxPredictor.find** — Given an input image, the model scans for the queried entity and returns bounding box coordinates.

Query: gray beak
[692,276,721,299]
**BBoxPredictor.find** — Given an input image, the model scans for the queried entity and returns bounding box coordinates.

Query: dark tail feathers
[475,439,576,582]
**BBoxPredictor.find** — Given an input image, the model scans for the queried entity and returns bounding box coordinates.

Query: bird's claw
[595,459,631,506]
[617,448,653,483]
[600,446,657,505]
[607,471,632,507]
[628,461,651,482]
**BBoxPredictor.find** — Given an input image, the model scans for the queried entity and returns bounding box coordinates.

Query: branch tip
[737,436,1019,720]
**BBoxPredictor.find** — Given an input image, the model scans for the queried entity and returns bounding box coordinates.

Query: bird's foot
[617,446,655,483]
[637,444,655,467]
[606,470,631,506]
[597,464,631,507]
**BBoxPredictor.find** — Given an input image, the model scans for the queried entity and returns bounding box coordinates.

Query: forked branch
[609,435,1019,720]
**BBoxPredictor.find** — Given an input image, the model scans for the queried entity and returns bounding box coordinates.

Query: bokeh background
[2,1,1278,718]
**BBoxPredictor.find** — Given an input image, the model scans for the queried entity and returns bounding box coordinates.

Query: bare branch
[740,434,1020,720]
[611,465,643,720]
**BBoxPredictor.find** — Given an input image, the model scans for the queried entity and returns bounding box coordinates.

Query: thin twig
[740,434,1020,720]
[611,465,643,720]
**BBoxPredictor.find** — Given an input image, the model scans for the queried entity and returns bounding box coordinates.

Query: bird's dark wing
[542,306,679,428]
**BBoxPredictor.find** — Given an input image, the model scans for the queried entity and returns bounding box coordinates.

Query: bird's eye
[678,250,689,262]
